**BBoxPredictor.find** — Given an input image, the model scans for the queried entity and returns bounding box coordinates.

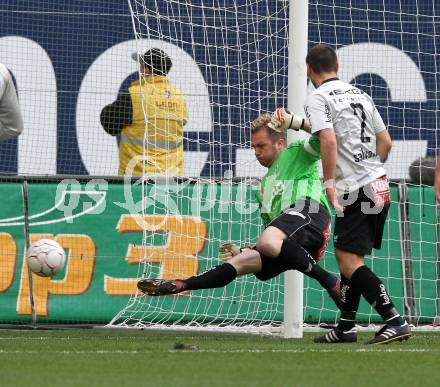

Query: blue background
[0,0,438,176]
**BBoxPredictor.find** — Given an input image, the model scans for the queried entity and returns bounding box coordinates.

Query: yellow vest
[119,76,187,176]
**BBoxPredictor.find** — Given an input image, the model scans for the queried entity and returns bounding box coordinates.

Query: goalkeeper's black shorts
[254,199,331,282]
[333,176,391,256]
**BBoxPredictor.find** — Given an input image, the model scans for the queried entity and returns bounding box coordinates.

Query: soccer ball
[27,239,66,277]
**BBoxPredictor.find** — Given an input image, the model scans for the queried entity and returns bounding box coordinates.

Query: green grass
[0,329,439,387]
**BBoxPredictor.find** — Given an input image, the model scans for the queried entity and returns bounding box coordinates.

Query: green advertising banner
[0,180,263,324]
[0,181,438,325]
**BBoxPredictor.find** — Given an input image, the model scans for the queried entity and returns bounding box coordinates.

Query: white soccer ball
[27,239,66,277]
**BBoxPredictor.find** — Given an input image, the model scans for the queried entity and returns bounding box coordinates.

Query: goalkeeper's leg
[137,249,261,296]
[256,203,341,308]
[257,231,341,308]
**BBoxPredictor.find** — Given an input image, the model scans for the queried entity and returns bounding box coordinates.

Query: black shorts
[255,199,331,281]
[333,176,391,256]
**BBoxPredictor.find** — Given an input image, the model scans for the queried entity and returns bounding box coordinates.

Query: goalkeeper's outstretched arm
[219,243,255,263]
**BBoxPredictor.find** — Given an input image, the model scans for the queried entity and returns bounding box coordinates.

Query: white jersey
[304,78,386,194]
[0,63,23,141]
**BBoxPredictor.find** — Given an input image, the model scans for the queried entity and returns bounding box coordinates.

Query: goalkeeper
[137,113,341,307]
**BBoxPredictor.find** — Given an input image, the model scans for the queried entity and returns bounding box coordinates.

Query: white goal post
[284,0,309,339]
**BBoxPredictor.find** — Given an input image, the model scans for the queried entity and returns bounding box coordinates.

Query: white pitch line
[0,337,82,340]
[0,336,153,341]
[0,348,438,354]
[0,350,140,354]
[168,348,440,353]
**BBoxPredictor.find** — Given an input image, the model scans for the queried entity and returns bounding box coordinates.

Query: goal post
[283,0,310,339]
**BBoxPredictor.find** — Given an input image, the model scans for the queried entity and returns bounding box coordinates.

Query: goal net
[109,0,293,335]
[307,1,440,328]
[107,0,440,334]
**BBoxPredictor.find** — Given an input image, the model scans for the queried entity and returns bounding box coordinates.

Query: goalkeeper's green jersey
[256,136,331,228]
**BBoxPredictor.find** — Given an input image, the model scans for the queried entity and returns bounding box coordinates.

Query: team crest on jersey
[272,180,284,197]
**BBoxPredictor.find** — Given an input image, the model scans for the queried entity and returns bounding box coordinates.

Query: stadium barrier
[0,177,438,326]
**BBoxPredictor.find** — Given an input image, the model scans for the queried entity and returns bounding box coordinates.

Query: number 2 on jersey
[350,103,371,143]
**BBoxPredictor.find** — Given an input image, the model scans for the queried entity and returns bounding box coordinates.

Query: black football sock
[306,264,338,291]
[183,263,237,290]
[337,274,361,331]
[277,239,336,290]
[350,265,404,326]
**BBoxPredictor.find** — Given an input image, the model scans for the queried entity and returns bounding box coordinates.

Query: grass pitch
[0,329,439,387]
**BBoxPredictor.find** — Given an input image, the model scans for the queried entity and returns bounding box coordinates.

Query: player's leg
[336,248,410,344]
[256,201,341,307]
[315,181,411,344]
[256,226,285,257]
[137,249,261,296]
[314,250,367,342]
[315,191,374,343]
[334,248,363,332]
[343,250,409,341]
[362,178,411,343]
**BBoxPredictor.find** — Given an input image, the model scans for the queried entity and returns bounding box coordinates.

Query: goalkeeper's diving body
[137,113,341,308]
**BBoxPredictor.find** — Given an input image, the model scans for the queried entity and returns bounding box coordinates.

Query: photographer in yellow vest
[100,48,187,176]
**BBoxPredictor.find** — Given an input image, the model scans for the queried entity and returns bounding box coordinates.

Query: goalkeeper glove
[269,107,305,132]
[219,243,241,262]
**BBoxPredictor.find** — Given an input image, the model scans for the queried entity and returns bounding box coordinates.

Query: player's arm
[302,135,321,160]
[301,118,312,134]
[371,103,392,162]
[318,128,341,211]
[435,153,440,201]
[0,71,24,141]
[304,94,342,211]
[100,91,133,136]
[219,195,261,262]
[375,129,392,162]
[219,243,255,262]
[217,185,266,262]
[254,180,272,228]
[269,107,311,134]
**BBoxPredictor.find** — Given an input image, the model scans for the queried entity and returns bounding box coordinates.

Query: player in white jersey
[270,44,411,344]
[304,76,388,195]
[0,63,23,141]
